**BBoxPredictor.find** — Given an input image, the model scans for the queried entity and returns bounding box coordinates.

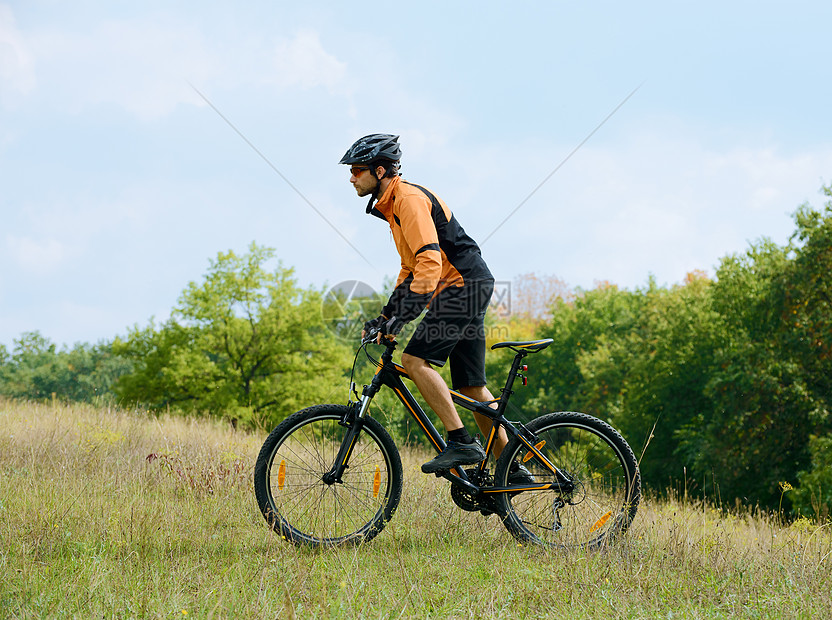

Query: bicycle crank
[450,468,500,516]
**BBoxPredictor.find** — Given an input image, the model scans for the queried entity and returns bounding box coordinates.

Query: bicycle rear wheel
[495,412,640,549]
[254,404,403,546]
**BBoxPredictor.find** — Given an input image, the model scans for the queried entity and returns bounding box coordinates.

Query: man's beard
[356,180,378,198]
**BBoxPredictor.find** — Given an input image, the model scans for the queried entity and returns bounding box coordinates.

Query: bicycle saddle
[490,339,553,353]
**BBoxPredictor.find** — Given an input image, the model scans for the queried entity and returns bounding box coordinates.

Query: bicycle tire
[494,412,640,549]
[254,404,403,546]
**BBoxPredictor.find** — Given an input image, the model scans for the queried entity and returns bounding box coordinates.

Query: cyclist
[342,133,530,480]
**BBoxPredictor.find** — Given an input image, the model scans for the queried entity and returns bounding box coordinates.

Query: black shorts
[403,279,494,390]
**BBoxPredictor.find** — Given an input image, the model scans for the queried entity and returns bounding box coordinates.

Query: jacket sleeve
[381,272,432,322]
[382,192,442,321]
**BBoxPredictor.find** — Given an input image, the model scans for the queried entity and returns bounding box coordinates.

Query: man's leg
[460,384,533,483]
[401,352,486,474]
[401,362,508,456]
[401,353,465,432]
[458,385,508,457]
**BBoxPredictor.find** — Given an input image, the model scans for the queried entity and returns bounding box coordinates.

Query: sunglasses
[349,166,370,176]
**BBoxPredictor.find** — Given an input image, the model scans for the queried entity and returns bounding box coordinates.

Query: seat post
[497,350,528,415]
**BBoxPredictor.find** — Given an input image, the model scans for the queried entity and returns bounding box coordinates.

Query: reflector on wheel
[522,441,546,463]
[277,460,286,490]
[590,510,612,533]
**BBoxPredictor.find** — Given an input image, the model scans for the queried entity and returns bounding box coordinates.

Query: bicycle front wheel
[254,404,403,547]
[495,412,640,549]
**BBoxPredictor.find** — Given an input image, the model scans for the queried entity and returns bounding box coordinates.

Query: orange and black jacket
[369,176,493,322]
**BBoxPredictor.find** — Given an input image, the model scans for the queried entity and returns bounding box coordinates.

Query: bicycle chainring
[450,468,500,516]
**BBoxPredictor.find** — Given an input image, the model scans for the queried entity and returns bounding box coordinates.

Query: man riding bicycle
[342,133,531,481]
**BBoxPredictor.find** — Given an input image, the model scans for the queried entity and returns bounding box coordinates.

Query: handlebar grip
[362,327,397,347]
[362,327,381,344]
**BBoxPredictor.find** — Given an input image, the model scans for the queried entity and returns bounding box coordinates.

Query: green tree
[0,331,60,399]
[779,188,832,518]
[530,276,722,492]
[527,282,644,421]
[606,274,721,492]
[792,434,832,521]
[694,205,832,508]
[0,332,131,402]
[520,185,832,512]
[114,243,352,428]
[784,190,832,423]
[703,260,799,506]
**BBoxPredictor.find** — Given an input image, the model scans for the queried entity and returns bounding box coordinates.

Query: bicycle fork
[321,367,384,485]
[321,399,366,485]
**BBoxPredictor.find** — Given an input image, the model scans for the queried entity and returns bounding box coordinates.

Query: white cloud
[269,29,349,95]
[5,234,70,275]
[704,147,823,213]
[2,187,163,281]
[10,17,355,120]
[433,121,832,289]
[51,299,127,345]
[21,15,218,120]
[0,4,36,101]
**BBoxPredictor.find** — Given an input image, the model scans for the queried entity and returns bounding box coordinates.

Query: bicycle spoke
[497,412,640,549]
[254,407,402,546]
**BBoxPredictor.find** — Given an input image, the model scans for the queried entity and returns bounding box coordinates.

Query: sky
[1,1,831,349]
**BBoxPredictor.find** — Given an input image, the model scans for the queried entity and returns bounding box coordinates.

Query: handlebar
[362,327,397,348]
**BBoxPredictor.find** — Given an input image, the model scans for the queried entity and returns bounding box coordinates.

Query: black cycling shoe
[421,439,486,474]
[508,462,535,485]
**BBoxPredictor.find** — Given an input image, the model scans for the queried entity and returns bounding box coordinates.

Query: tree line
[486,186,832,519]
[2,188,830,519]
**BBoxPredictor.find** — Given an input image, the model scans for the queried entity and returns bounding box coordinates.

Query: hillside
[1,399,830,618]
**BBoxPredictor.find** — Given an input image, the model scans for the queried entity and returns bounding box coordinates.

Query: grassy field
[1,399,831,619]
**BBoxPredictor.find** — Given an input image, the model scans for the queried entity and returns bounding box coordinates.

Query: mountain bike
[254,333,641,549]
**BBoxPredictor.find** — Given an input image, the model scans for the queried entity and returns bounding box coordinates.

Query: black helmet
[339,134,401,165]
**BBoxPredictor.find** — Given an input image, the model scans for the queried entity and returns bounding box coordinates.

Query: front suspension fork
[322,387,375,485]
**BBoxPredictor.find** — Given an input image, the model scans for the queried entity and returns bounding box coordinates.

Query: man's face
[349,165,377,197]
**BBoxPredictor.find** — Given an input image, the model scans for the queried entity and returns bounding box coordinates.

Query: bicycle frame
[325,340,575,497]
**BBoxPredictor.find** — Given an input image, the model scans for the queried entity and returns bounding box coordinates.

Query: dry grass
[1,398,830,618]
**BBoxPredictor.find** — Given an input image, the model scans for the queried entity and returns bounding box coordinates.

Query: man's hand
[362,315,384,336]
[380,316,405,338]
[361,315,405,343]
[362,315,385,343]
